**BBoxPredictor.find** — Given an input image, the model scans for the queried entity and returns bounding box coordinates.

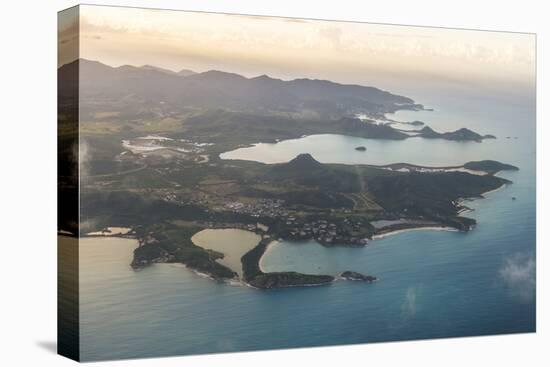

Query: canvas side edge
[57,5,81,362]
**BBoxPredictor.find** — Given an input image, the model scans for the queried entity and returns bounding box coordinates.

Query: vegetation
[240,238,334,289]
[464,160,519,175]
[131,224,237,280]
[339,271,377,282]
[247,272,334,289]
[415,126,496,142]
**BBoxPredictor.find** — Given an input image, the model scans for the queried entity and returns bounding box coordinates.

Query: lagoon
[191,228,261,277]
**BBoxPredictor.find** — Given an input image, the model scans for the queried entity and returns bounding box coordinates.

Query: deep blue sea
[79,89,535,361]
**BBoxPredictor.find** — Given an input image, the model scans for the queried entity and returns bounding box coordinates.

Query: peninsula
[81,153,516,288]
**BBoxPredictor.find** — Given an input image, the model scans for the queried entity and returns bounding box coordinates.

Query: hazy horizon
[58,5,535,103]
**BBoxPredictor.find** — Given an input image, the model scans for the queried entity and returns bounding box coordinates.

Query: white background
[0,0,547,366]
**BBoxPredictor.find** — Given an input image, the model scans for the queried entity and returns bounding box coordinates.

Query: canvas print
[58,5,536,362]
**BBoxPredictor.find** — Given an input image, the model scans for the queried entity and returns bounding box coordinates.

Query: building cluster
[157,188,370,247]
[222,199,287,218]
[159,190,207,207]
[285,218,368,246]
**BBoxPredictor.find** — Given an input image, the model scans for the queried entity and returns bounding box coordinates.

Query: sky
[59,5,536,100]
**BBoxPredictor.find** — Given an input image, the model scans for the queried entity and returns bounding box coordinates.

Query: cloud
[388,286,421,330]
[318,26,343,48]
[79,217,100,234]
[79,138,92,182]
[401,286,418,318]
[499,252,536,303]
[58,9,79,66]
[78,5,535,92]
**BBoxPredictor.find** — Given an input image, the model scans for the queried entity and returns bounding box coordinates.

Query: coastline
[97,178,511,289]
[481,183,507,197]
[258,240,279,273]
[372,226,459,240]
[181,263,243,285]
[83,234,136,239]
[84,226,133,237]
[372,182,509,240]
[455,182,507,216]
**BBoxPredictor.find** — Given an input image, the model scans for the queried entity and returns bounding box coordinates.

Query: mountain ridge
[59,58,421,116]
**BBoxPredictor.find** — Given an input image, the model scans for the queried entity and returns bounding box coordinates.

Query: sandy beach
[258,240,280,273]
[372,226,459,240]
[481,183,507,197]
[85,227,132,236]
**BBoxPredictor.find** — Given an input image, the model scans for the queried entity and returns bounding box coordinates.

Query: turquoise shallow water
[79,91,535,361]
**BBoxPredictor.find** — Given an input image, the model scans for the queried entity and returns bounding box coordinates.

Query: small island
[355,146,367,152]
[339,271,377,282]
[463,160,519,175]
[414,126,496,142]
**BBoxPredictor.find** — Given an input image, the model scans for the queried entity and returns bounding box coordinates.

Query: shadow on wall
[36,340,57,354]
